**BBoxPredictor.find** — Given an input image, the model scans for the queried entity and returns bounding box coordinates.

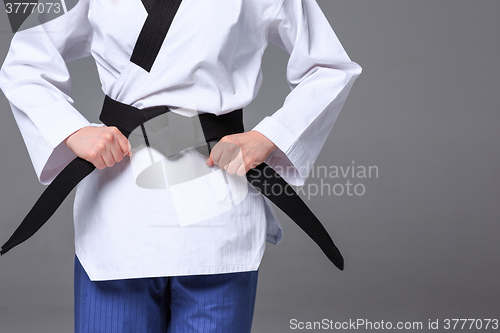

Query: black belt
[1,95,344,270]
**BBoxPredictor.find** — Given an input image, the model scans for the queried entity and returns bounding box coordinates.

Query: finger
[218,148,237,170]
[100,148,116,167]
[209,142,224,166]
[126,142,132,156]
[88,142,109,168]
[109,143,124,163]
[225,159,239,175]
[236,163,247,177]
[115,129,131,156]
[92,156,106,170]
[226,152,244,175]
[211,141,239,167]
[221,143,241,169]
[111,134,129,162]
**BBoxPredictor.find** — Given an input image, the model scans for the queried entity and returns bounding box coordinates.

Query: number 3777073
[5,2,62,14]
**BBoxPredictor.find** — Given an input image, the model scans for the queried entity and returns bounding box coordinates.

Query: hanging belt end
[1,242,13,256]
[330,250,344,271]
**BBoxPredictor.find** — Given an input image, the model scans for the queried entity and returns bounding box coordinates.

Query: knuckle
[102,133,114,142]
[97,142,106,151]
[86,150,98,160]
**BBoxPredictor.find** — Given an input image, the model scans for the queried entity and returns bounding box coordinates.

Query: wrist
[63,126,87,146]
[250,130,277,158]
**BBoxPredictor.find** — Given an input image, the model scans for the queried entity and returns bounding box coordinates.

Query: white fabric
[0,0,362,280]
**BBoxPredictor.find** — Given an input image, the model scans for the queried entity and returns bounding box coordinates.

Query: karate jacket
[0,0,362,280]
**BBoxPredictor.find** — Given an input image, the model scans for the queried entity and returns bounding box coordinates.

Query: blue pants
[74,256,259,333]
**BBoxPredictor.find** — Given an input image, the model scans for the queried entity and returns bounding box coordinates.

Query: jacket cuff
[35,99,92,148]
[35,103,93,185]
[252,116,310,186]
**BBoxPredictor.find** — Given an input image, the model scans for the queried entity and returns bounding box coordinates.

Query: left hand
[206,130,277,176]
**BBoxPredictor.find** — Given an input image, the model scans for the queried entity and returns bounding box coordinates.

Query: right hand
[63,126,131,170]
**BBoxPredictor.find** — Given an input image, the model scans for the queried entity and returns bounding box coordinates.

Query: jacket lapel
[131,0,184,72]
[141,0,156,14]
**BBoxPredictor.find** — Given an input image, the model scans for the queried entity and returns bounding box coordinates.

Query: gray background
[1,0,499,332]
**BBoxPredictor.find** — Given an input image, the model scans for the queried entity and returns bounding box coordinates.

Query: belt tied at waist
[0,95,345,270]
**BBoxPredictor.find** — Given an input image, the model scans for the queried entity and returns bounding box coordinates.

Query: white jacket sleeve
[252,0,362,186]
[0,0,94,185]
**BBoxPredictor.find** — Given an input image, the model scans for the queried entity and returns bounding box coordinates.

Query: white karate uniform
[0,0,362,280]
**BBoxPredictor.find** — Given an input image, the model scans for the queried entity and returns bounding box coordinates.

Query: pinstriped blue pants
[74,255,259,333]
